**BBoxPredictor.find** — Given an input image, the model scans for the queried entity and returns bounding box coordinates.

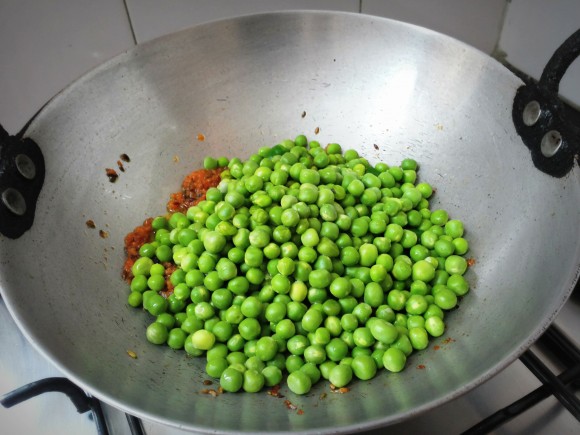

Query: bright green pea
[430,209,449,225]
[167,328,187,350]
[301,308,324,332]
[383,347,407,372]
[258,365,281,387]
[434,287,458,310]
[132,257,153,276]
[130,275,148,293]
[329,363,353,387]
[425,316,445,337]
[368,318,398,344]
[308,269,332,288]
[447,274,470,296]
[303,344,326,364]
[191,329,216,350]
[329,277,351,299]
[351,354,377,380]
[452,237,469,255]
[445,255,468,275]
[392,260,412,281]
[127,291,143,307]
[408,327,429,350]
[220,367,244,392]
[206,357,229,378]
[203,231,226,254]
[287,370,312,395]
[412,260,436,282]
[146,322,168,345]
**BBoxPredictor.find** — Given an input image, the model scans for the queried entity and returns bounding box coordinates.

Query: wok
[1,11,579,434]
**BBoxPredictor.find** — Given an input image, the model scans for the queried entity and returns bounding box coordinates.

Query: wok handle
[512,29,580,178]
[0,124,45,238]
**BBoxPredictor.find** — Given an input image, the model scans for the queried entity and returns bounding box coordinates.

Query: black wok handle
[512,29,580,178]
[0,124,45,238]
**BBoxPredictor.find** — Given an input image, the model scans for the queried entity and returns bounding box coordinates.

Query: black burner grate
[463,325,580,434]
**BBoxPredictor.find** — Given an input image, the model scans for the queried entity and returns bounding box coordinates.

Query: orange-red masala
[122,168,224,285]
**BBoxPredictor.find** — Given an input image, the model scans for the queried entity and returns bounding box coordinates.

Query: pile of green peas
[127,135,470,395]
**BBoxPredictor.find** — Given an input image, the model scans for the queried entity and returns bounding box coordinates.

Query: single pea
[287,370,312,395]
[304,344,327,365]
[146,294,168,316]
[445,255,468,275]
[167,328,187,350]
[452,237,469,255]
[275,319,296,340]
[132,257,153,276]
[287,334,309,356]
[351,354,377,380]
[204,156,218,169]
[301,308,324,333]
[203,231,226,254]
[127,291,143,308]
[262,365,283,387]
[352,326,375,348]
[237,318,261,341]
[383,347,407,372]
[138,243,156,258]
[447,274,470,296]
[242,369,265,393]
[146,322,168,345]
[412,260,436,283]
[392,260,412,281]
[430,209,449,225]
[205,357,229,379]
[285,354,305,373]
[434,287,458,310]
[368,318,399,344]
[425,316,445,337]
[130,275,148,293]
[387,289,407,311]
[328,363,353,388]
[409,327,429,350]
[309,269,332,289]
[220,367,244,392]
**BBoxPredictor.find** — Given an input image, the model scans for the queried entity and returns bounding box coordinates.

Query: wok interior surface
[1,11,579,433]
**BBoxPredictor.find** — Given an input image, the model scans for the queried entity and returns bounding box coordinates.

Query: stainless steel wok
[1,11,579,434]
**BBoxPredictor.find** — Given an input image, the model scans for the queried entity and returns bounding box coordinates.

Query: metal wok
[1,11,579,434]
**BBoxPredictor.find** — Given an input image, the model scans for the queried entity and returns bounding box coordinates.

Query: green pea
[382,347,407,372]
[408,327,429,350]
[146,322,168,345]
[447,274,470,296]
[220,367,243,392]
[351,354,377,380]
[445,255,468,275]
[287,370,312,395]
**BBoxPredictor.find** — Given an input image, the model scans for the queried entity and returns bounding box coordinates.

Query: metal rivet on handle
[15,154,36,180]
[1,188,27,216]
[522,100,542,126]
[540,130,563,158]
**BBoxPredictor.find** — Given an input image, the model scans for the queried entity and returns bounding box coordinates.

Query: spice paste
[122,167,223,285]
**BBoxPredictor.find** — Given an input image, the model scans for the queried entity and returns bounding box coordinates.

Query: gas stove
[1,283,579,434]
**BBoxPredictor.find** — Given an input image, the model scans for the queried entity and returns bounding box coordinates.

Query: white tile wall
[0,0,134,134]
[361,0,508,53]
[497,0,580,107]
[126,0,360,43]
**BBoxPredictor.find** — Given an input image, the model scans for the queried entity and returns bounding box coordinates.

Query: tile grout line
[122,0,138,45]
